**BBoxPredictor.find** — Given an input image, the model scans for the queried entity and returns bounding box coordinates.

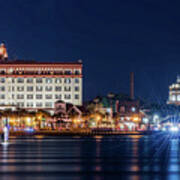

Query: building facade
[167,76,180,105]
[0,60,82,112]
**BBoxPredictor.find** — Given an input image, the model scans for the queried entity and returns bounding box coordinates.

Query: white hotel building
[0,60,82,112]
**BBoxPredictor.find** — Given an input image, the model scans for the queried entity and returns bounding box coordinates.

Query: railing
[0,71,82,76]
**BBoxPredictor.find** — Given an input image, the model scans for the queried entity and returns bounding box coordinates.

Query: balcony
[0,71,82,76]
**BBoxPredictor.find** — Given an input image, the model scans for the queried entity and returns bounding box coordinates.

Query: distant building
[0,55,82,112]
[167,76,180,105]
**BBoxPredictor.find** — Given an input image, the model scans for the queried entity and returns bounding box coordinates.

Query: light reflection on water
[0,135,179,179]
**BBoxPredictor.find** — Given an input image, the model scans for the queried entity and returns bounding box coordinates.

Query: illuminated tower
[167,75,180,105]
[0,43,8,60]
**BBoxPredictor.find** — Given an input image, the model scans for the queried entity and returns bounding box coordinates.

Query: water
[0,134,179,180]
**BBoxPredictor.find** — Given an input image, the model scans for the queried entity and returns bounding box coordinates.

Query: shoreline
[4,130,159,137]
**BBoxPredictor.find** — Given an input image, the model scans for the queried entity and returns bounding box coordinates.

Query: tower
[130,72,134,100]
[0,43,8,60]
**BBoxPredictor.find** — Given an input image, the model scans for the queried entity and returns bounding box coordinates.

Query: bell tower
[0,43,8,61]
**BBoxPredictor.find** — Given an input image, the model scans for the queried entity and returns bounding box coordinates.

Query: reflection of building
[0,59,82,112]
[167,76,180,105]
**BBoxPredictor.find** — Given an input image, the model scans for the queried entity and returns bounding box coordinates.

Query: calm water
[0,134,179,180]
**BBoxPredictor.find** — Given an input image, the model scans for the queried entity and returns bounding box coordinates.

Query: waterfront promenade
[6,130,155,137]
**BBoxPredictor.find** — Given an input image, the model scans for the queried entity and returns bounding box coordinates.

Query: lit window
[27,94,33,99]
[55,78,62,83]
[64,70,72,75]
[17,78,24,83]
[0,86,5,91]
[36,102,42,107]
[64,94,71,99]
[36,78,43,83]
[45,102,52,107]
[46,78,52,83]
[17,86,24,91]
[177,95,180,101]
[45,94,52,99]
[36,94,42,99]
[36,86,43,91]
[27,86,33,91]
[64,86,71,91]
[0,78,5,83]
[55,86,62,91]
[27,102,33,107]
[0,94,5,99]
[55,95,61,99]
[27,78,33,83]
[74,70,80,75]
[45,86,52,91]
[75,78,79,83]
[171,95,176,101]
[75,94,79,99]
[17,102,24,107]
[17,94,24,99]
[75,86,79,91]
[64,78,71,84]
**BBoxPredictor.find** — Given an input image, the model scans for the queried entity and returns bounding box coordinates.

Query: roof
[0,59,82,65]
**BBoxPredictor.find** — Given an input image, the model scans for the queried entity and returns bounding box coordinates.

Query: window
[177,95,180,101]
[17,78,24,83]
[46,78,52,83]
[36,102,42,107]
[45,94,52,99]
[64,94,71,99]
[0,94,5,99]
[45,102,52,107]
[27,86,33,91]
[27,94,33,99]
[55,94,61,99]
[55,78,62,83]
[64,70,72,75]
[0,86,5,91]
[36,86,43,91]
[17,86,24,91]
[171,95,176,101]
[45,86,52,91]
[36,94,42,99]
[74,70,80,75]
[75,86,79,91]
[64,78,71,84]
[17,102,24,107]
[36,78,43,83]
[27,102,33,107]
[75,78,79,83]
[75,94,79,99]
[64,86,71,91]
[27,78,33,83]
[0,78,5,83]
[17,94,24,99]
[55,86,61,91]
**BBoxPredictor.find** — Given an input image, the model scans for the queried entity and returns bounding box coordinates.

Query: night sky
[0,0,179,103]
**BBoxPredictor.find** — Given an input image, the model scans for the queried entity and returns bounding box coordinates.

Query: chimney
[130,72,134,100]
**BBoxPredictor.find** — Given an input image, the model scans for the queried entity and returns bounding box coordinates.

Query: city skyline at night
[0,0,178,103]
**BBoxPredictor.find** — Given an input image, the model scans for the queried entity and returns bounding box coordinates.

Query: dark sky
[0,0,179,102]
